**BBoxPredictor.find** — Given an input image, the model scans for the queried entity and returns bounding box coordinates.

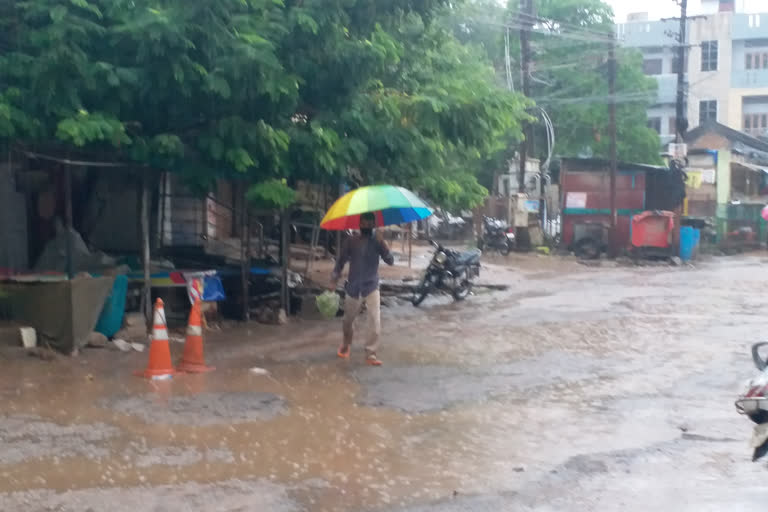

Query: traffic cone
[136,298,176,379]
[177,299,214,373]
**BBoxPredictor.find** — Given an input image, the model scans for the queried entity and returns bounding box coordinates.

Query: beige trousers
[342,289,381,354]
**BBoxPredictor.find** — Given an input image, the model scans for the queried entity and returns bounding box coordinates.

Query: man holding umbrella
[330,212,393,366]
[322,185,433,365]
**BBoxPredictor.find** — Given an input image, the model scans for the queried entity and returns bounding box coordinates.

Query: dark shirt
[332,235,394,298]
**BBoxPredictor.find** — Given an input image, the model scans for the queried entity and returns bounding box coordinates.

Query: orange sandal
[337,345,350,359]
[366,354,382,366]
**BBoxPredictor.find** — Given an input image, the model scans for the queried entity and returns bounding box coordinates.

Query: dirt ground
[1,252,767,511]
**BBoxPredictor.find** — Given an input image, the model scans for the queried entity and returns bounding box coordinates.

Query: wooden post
[608,37,618,258]
[63,164,74,279]
[240,184,250,322]
[306,224,320,277]
[335,181,344,258]
[280,209,290,314]
[408,222,413,269]
[140,171,152,328]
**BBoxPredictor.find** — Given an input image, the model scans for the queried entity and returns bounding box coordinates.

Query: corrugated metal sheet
[561,160,648,253]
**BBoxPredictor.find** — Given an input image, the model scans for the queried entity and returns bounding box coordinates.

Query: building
[617,0,768,145]
[559,158,685,256]
[684,120,768,241]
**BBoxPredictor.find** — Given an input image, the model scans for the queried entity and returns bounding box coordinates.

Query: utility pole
[608,36,618,258]
[663,1,704,139]
[518,0,533,193]
[675,0,688,142]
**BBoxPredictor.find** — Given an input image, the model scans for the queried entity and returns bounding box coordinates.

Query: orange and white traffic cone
[135,298,176,379]
[177,299,214,373]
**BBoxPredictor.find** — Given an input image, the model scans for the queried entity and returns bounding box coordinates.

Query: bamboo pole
[140,171,151,328]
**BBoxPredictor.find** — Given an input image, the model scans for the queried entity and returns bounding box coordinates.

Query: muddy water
[1,255,768,511]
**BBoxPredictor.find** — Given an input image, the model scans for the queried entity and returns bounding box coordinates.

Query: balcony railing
[732,69,768,89]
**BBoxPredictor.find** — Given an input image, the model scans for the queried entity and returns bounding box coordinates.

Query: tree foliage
[529,0,662,164]
[441,0,662,179]
[0,0,528,209]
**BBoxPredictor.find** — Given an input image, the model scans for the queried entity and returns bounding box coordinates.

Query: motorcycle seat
[457,249,481,264]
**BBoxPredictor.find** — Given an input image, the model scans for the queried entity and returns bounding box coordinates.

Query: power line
[503,10,616,40]
[467,16,616,45]
[537,91,657,105]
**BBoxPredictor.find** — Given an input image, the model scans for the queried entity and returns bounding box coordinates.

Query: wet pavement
[1,254,767,510]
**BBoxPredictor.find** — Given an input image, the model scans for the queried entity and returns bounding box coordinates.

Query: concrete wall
[618,20,683,48]
[732,13,768,40]
[727,86,768,127]
[685,153,718,217]
[688,13,734,129]
[716,149,733,205]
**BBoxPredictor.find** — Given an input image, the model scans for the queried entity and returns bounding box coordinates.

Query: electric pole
[675,0,688,142]
[518,0,533,193]
[608,37,618,258]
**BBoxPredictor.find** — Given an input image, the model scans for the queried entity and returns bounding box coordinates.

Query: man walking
[330,212,394,366]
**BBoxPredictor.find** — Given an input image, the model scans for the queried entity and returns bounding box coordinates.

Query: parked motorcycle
[477,215,514,255]
[411,240,481,306]
[735,342,768,461]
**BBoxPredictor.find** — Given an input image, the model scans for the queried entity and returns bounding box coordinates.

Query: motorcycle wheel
[452,271,472,301]
[411,279,430,307]
[499,239,512,256]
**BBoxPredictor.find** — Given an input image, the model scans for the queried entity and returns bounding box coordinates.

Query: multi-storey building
[617,0,768,145]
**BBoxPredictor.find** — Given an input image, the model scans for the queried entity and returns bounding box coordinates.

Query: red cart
[630,210,675,258]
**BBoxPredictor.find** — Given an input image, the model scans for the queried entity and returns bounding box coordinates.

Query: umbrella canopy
[321,185,433,230]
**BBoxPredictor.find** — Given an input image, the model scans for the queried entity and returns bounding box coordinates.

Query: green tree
[0,0,528,210]
[529,0,662,164]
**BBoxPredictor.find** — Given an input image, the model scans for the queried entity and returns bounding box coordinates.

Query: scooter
[734,342,768,461]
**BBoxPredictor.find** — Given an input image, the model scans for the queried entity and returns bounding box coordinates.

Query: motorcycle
[477,215,514,256]
[735,342,768,461]
[411,240,481,306]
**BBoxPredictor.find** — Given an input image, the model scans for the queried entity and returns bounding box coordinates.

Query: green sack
[316,291,340,319]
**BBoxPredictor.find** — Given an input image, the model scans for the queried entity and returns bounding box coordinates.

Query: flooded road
[1,254,767,511]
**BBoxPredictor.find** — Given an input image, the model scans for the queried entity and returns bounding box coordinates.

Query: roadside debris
[111,339,132,352]
[86,332,108,348]
[19,327,36,349]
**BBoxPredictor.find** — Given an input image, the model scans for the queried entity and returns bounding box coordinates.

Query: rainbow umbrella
[320,185,433,230]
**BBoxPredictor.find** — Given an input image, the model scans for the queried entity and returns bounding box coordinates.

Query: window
[743,113,768,135]
[668,117,677,136]
[643,59,663,75]
[699,100,717,124]
[749,15,762,28]
[701,41,718,71]
[647,117,662,134]
[746,52,768,70]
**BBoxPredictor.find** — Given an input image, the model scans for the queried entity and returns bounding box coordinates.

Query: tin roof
[559,157,669,173]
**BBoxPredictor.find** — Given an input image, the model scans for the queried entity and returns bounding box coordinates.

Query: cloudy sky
[607,0,765,23]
